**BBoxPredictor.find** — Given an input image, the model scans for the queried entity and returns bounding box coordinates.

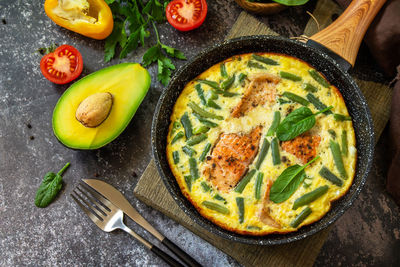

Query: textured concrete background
[0,0,399,266]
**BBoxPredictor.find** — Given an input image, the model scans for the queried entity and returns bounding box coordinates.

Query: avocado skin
[52,63,151,150]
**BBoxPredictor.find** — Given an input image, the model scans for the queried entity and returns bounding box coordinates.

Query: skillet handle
[309,0,386,67]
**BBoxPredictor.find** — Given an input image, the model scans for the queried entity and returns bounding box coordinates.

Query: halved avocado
[52,63,151,149]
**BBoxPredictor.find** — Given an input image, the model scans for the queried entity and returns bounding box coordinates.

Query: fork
[71,182,184,267]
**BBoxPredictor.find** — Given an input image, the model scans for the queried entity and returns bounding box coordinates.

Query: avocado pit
[75,92,113,128]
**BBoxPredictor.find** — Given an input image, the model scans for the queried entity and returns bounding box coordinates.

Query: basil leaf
[276,106,333,141]
[270,157,319,203]
[34,163,70,208]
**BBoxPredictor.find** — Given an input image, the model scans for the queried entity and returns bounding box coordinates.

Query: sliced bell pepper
[44,0,113,40]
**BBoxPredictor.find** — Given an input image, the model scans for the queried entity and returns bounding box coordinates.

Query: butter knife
[83,179,201,267]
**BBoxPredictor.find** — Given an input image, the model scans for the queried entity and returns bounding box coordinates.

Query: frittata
[166,53,356,235]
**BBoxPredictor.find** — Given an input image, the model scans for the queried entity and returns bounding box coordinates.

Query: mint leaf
[35,162,70,208]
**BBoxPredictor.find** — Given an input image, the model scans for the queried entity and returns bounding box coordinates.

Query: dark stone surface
[0,0,398,266]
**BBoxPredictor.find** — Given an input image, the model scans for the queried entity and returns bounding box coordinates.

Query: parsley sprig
[104,0,186,85]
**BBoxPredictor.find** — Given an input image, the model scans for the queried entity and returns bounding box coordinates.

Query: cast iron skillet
[152,0,385,245]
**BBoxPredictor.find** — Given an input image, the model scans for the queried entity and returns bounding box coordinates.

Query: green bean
[193,126,210,135]
[292,185,329,210]
[184,175,192,191]
[238,73,247,84]
[199,143,212,162]
[234,169,257,193]
[236,197,245,224]
[173,121,181,130]
[188,102,224,120]
[221,75,235,91]
[212,89,239,97]
[280,71,302,81]
[200,181,211,192]
[189,157,199,180]
[271,137,281,165]
[278,98,291,104]
[290,206,312,228]
[207,99,221,109]
[330,140,347,179]
[302,83,318,92]
[247,61,266,69]
[213,194,226,203]
[193,113,218,128]
[195,84,207,105]
[198,79,220,90]
[182,146,196,157]
[341,130,348,157]
[180,112,193,139]
[334,113,352,121]
[303,178,312,188]
[187,134,207,146]
[171,131,184,144]
[202,201,229,214]
[267,111,281,136]
[282,91,309,106]
[220,63,228,78]
[246,225,261,231]
[319,166,343,187]
[306,93,333,115]
[308,69,330,88]
[172,151,179,164]
[328,129,336,139]
[208,90,218,100]
[170,121,182,136]
[255,172,264,200]
[252,54,279,65]
[255,139,270,169]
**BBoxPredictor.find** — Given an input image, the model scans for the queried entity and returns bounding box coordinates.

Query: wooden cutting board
[134,1,392,266]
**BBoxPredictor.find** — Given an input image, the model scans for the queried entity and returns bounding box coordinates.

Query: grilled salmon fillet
[258,179,281,228]
[281,134,321,164]
[231,73,280,118]
[203,126,263,192]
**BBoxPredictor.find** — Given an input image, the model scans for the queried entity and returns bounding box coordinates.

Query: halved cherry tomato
[166,0,207,31]
[40,44,83,84]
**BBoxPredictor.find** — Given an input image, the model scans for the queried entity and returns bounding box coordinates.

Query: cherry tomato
[40,44,83,84]
[166,0,207,31]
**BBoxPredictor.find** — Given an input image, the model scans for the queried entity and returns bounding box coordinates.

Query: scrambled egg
[166,53,356,235]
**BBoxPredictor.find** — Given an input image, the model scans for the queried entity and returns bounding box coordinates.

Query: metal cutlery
[71,182,183,267]
[82,179,201,267]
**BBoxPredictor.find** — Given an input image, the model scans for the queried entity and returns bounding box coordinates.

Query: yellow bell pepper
[44,0,114,40]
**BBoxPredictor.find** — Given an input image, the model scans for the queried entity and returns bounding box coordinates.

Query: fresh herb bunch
[34,162,70,208]
[104,0,186,85]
